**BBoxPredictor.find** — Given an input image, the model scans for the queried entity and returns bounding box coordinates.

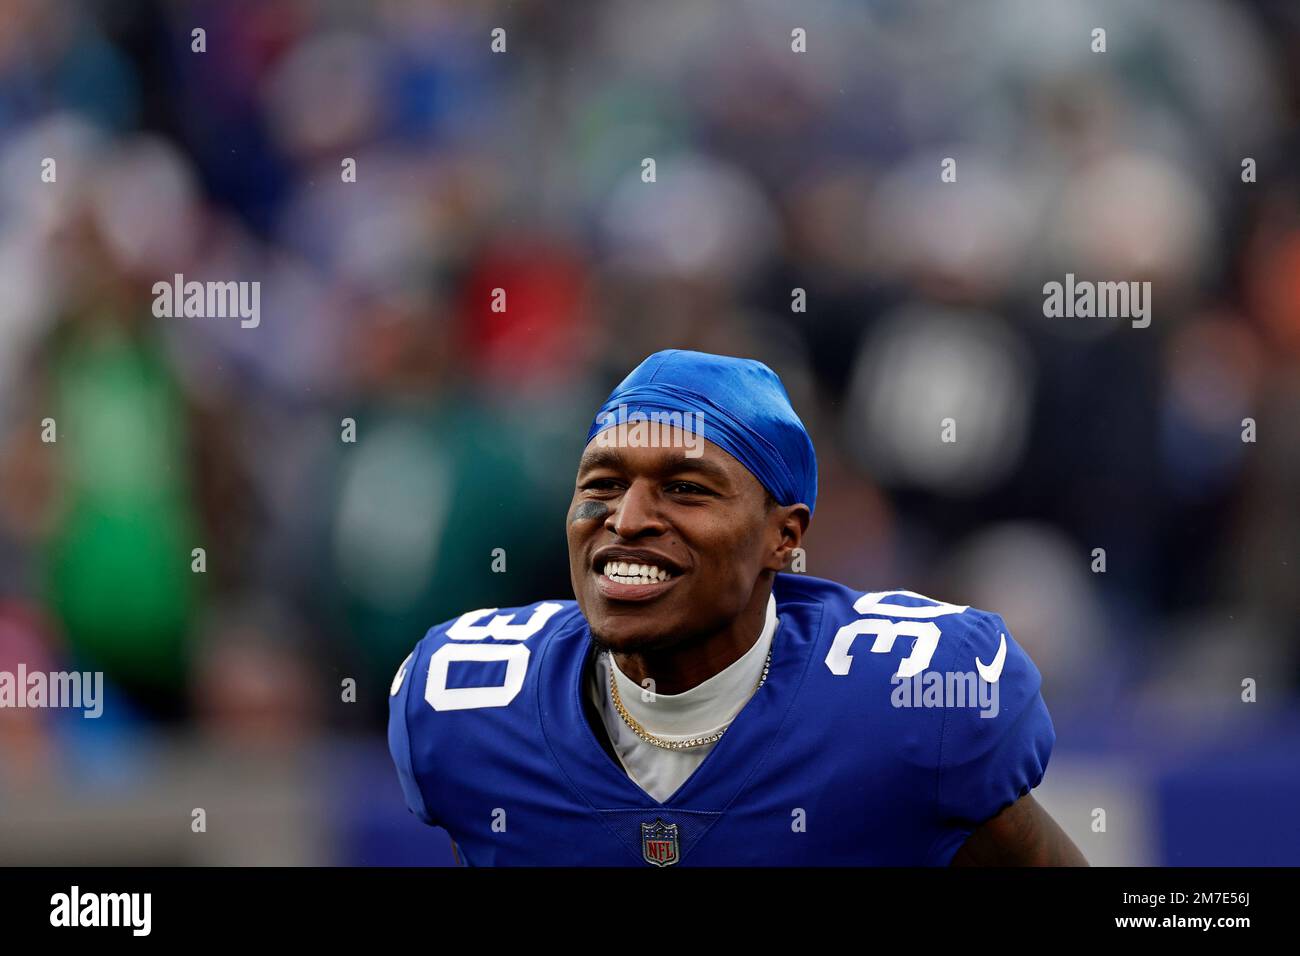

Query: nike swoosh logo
[391,652,414,697]
[976,633,1007,683]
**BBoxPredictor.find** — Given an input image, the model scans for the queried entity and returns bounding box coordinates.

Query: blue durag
[585,349,818,514]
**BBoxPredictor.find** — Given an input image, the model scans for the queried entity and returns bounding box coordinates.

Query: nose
[606,479,666,539]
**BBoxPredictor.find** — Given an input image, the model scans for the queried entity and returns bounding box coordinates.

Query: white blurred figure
[842,304,1033,496]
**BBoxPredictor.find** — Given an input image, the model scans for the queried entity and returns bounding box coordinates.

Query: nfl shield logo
[641,819,680,867]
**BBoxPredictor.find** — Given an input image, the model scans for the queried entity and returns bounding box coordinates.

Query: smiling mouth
[593,561,680,601]
[600,561,674,585]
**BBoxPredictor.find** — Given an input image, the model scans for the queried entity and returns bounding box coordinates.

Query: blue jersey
[388,573,1054,866]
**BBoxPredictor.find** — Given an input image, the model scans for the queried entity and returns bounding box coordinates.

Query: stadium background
[0,0,1298,865]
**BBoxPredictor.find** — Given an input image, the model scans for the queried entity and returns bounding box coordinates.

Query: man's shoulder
[388,598,586,711]
[773,573,1024,680]
[387,597,586,827]
[777,574,1054,844]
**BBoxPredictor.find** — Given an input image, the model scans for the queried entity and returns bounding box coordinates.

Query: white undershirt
[587,593,778,802]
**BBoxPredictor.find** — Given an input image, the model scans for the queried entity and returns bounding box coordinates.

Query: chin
[587,616,679,655]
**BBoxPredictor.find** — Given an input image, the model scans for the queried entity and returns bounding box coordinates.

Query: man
[389,349,1086,865]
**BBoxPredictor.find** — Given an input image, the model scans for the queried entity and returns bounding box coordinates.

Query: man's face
[566,427,783,654]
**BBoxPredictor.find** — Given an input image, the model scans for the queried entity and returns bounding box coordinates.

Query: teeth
[603,561,672,584]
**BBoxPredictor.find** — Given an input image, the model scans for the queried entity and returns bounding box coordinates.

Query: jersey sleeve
[928,611,1055,864]
[385,599,578,830]
[387,634,436,826]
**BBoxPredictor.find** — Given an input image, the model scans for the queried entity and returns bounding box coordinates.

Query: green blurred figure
[41,316,200,711]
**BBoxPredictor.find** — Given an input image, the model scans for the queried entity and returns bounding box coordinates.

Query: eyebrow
[576,448,626,474]
[576,447,733,484]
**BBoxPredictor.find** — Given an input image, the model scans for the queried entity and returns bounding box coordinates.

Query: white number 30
[824,591,967,678]
[412,603,564,711]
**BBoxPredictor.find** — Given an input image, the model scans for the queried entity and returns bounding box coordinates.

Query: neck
[611,580,773,695]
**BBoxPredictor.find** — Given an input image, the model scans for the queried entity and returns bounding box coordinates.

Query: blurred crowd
[1,0,1299,793]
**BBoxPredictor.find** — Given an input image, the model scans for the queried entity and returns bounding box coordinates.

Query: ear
[765,504,810,572]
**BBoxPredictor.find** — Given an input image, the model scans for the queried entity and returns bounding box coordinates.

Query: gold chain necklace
[605,646,773,751]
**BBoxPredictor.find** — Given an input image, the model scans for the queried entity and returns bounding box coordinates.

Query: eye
[665,480,712,495]
[580,477,622,492]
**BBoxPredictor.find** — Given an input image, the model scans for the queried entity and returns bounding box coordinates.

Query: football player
[389,349,1086,866]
